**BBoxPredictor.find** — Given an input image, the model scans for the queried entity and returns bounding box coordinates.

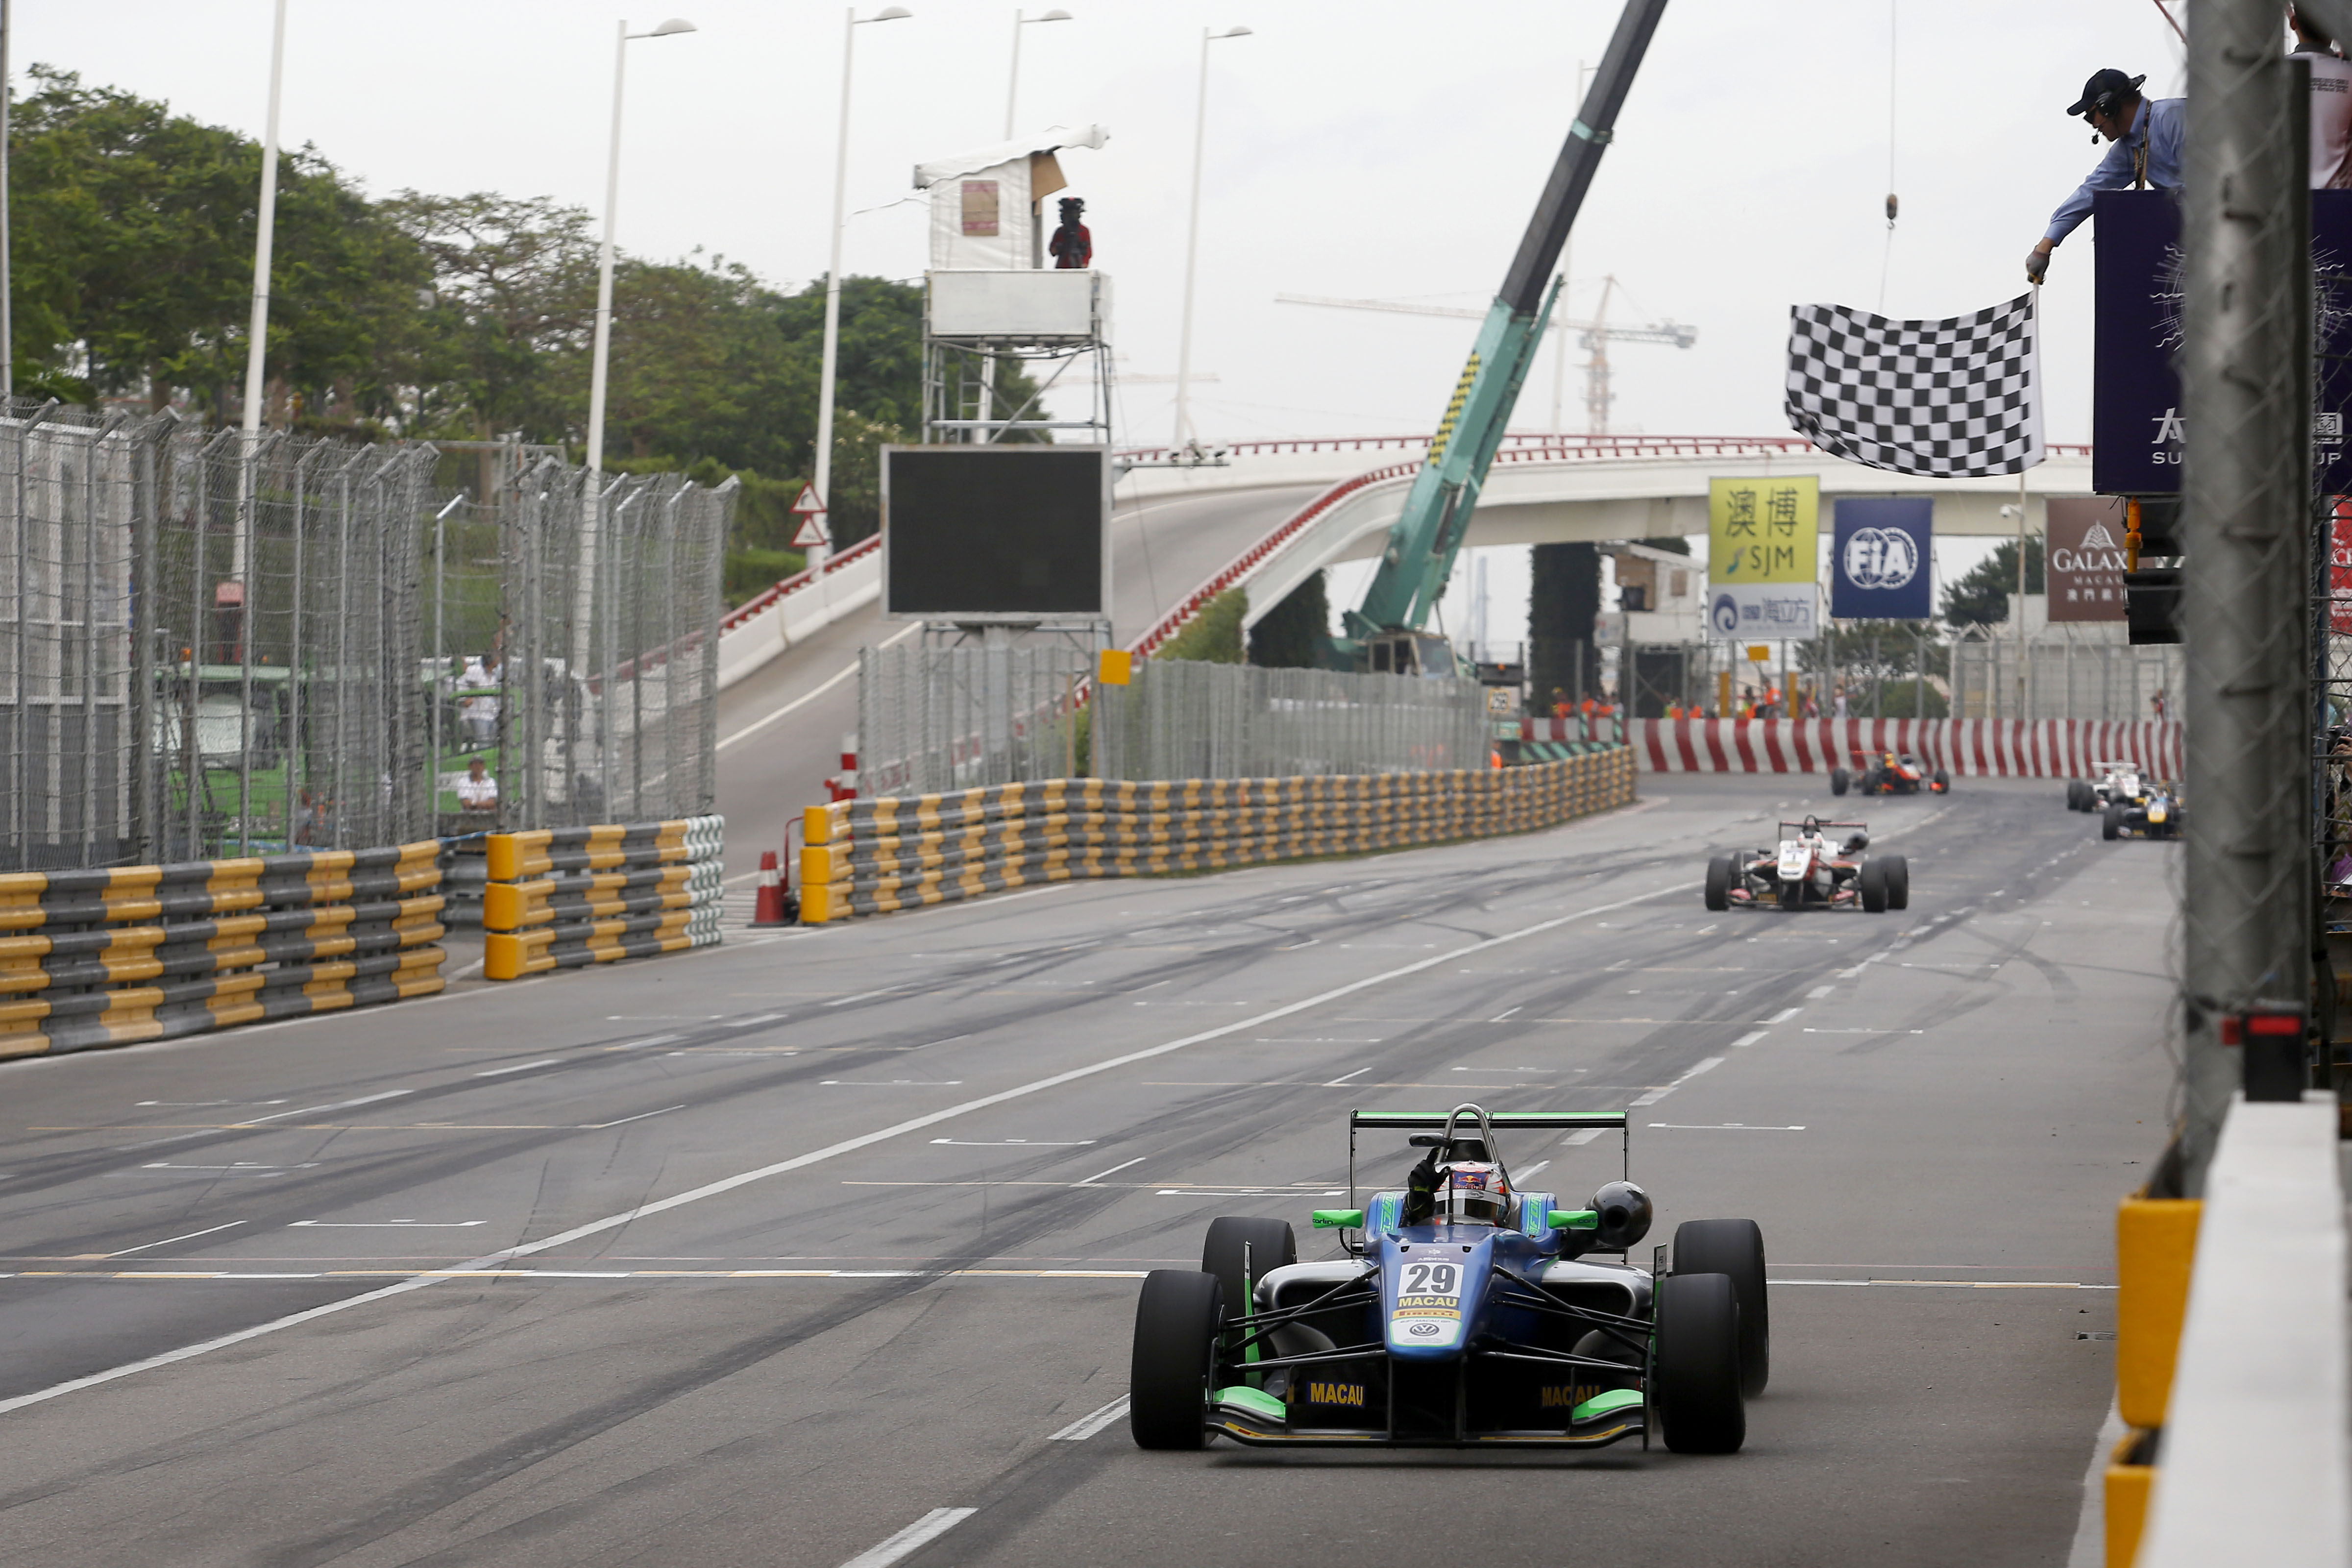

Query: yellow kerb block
[2117,1197,2201,1429]
[2105,1433,2154,1568]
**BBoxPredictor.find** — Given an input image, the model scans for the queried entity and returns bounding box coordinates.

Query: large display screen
[882,446,1109,620]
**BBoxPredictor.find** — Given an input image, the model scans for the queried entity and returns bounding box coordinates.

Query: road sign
[791,513,830,548]
[791,483,825,514]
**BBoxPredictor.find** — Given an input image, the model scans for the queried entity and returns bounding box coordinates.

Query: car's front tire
[1201,1217,1294,1319]
[1672,1218,1770,1397]
[1884,854,1910,909]
[1655,1271,1745,1453]
[1131,1270,1224,1450]
[1933,768,1950,793]
[1830,767,1850,797]
[1705,855,1733,911]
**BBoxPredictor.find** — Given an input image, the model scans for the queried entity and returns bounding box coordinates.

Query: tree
[1249,571,1330,667]
[1159,588,1247,663]
[1942,537,2045,628]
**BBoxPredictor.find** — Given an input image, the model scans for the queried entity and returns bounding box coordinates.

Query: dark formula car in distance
[1831,749,1949,797]
[1127,1105,1769,1454]
[2105,781,2184,840]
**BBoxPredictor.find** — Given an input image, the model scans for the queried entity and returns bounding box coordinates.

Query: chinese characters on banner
[2044,497,2129,622]
[1707,476,1819,639]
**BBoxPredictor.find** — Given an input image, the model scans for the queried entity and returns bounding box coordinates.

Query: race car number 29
[1394,1260,1465,1325]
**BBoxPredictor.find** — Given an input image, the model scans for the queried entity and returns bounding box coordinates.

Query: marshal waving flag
[1785,294,2044,478]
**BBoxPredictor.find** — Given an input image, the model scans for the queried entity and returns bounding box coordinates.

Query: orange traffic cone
[752,850,791,926]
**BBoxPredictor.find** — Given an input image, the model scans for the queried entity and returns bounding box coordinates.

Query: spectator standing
[2294,6,2352,188]
[457,756,498,812]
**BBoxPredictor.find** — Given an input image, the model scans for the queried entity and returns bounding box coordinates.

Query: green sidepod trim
[1548,1209,1600,1231]
[1312,1209,1366,1229]
[1572,1389,1645,1422]
[1214,1385,1288,1422]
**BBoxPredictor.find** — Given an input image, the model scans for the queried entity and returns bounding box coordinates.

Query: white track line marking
[1078,1157,1147,1186]
[474,1059,562,1078]
[0,878,1688,1418]
[228,1089,412,1127]
[837,1507,978,1568]
[1048,1396,1132,1441]
[1807,984,1834,998]
[287,1220,487,1229]
[105,1221,246,1258]
[1322,1067,1371,1087]
[1764,1007,1801,1024]
[718,622,920,753]
[1731,1030,1769,1048]
[1650,1123,1806,1131]
[591,1104,686,1128]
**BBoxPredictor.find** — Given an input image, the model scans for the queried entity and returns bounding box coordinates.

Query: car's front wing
[1206,1388,1645,1448]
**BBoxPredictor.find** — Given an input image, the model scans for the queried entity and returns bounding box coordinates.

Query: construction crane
[1275,277,1694,436]
[1322,0,1669,674]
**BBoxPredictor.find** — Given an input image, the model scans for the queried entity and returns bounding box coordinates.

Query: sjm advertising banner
[1708,476,1819,640]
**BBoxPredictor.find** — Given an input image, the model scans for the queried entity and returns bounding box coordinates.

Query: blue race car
[1129,1103,1767,1454]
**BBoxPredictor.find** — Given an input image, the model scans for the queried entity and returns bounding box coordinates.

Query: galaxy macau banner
[2045,497,2128,623]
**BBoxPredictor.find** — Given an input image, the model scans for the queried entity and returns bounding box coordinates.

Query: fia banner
[2093,188,2352,494]
[2045,498,2129,622]
[1829,498,1932,619]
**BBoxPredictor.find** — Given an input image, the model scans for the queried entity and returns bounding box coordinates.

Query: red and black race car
[1830,749,1949,797]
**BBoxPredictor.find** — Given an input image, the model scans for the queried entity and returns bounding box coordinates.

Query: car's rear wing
[1349,1110,1627,1130]
[1777,820,1868,837]
[1344,1107,1633,1232]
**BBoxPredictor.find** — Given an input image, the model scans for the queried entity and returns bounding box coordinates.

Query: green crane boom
[1334,0,1669,672]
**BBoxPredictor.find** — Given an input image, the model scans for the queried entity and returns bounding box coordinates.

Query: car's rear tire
[1200,1217,1294,1321]
[1885,854,1910,910]
[1654,1271,1746,1453]
[1860,858,1888,912]
[1130,1270,1223,1449]
[2103,803,2123,841]
[1704,855,1733,911]
[1672,1218,1770,1397]
[1933,768,1950,793]
[1830,767,1850,797]
[2067,781,2087,811]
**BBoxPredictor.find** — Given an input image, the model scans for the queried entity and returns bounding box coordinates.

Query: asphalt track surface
[712,483,1323,877]
[0,775,2172,1567]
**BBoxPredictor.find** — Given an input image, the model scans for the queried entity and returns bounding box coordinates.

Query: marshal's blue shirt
[2046,96,2185,244]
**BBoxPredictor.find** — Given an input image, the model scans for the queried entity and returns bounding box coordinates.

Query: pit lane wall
[1622,718,2184,779]
[481,817,723,979]
[797,750,1635,921]
[0,842,447,1056]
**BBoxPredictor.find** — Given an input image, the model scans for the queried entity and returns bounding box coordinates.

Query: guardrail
[0,842,446,1056]
[2109,1096,2348,1567]
[796,749,1635,921]
[717,536,884,691]
[1628,718,2184,779]
[481,816,724,980]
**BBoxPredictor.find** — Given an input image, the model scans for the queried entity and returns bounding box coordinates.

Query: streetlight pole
[1004,8,1072,138]
[577,17,695,690]
[1,0,14,404]
[1173,24,1250,449]
[812,5,911,570]
[232,0,289,593]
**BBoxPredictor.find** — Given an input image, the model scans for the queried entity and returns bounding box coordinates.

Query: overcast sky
[22,0,2192,647]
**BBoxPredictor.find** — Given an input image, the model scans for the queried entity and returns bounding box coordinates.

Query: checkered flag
[1785,294,2044,477]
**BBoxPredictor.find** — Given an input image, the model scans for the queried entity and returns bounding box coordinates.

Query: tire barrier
[1628,717,2184,779]
[482,816,724,980]
[797,751,1637,922]
[0,841,447,1058]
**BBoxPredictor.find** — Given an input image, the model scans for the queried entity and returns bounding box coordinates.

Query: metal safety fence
[1948,629,2185,722]
[857,641,1091,799]
[0,839,445,1057]
[481,815,723,980]
[0,404,732,872]
[798,750,1636,921]
[1092,660,1490,781]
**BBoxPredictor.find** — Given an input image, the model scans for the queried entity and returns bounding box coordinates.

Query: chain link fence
[1092,661,1488,782]
[1948,627,2187,723]
[858,641,1091,798]
[0,404,732,871]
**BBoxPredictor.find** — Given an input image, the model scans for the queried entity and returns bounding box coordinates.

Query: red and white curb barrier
[1626,718,2184,779]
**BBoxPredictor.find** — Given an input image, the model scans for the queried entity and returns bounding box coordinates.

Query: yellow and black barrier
[2103,1193,2201,1567]
[0,841,446,1057]
[798,751,1636,922]
[482,815,723,980]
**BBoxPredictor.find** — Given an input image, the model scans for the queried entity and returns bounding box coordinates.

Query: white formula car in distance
[1704,817,1908,913]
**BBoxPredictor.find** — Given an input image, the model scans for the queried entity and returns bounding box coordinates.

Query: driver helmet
[1435,1162,1510,1226]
